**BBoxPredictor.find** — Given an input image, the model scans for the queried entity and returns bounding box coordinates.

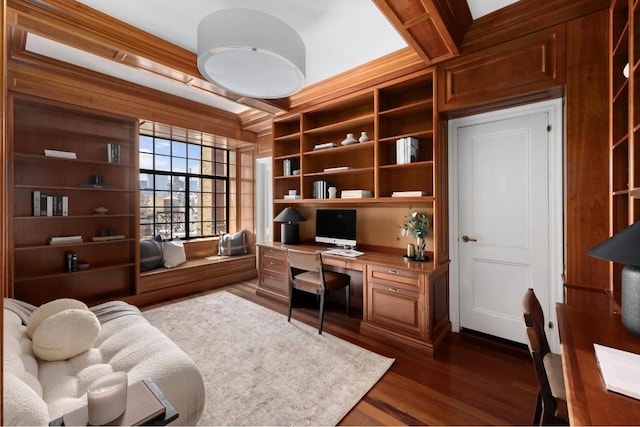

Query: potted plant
[398,207,432,261]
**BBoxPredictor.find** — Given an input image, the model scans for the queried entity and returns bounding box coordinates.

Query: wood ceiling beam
[372,0,472,65]
[6,0,289,114]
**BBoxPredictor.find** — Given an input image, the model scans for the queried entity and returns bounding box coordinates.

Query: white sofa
[3,299,205,426]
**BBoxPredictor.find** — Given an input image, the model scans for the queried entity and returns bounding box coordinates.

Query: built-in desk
[556,303,640,425]
[257,242,451,354]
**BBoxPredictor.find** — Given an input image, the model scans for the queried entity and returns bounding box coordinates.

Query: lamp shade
[587,221,640,337]
[197,9,306,99]
[274,207,306,224]
[587,221,640,266]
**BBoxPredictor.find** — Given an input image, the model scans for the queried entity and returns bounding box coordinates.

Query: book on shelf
[396,137,419,164]
[312,180,335,199]
[283,158,300,177]
[33,192,69,216]
[90,234,126,242]
[106,143,121,163]
[341,189,372,199]
[44,149,77,159]
[78,183,115,189]
[392,191,428,197]
[313,142,338,150]
[283,194,301,200]
[323,166,353,172]
[49,235,83,245]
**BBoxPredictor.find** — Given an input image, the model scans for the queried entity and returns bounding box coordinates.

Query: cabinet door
[366,266,425,338]
[259,247,289,297]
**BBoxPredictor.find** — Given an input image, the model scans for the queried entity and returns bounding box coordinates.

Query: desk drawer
[368,265,422,293]
[261,271,288,293]
[261,255,287,274]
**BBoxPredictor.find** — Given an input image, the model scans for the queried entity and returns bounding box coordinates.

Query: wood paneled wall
[564,10,610,291]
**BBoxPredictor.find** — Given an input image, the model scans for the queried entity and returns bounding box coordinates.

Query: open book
[594,343,640,400]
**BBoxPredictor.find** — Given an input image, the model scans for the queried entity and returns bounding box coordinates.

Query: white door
[450,101,563,345]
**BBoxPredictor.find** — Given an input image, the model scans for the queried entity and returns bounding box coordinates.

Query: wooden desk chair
[522,288,568,426]
[287,249,350,334]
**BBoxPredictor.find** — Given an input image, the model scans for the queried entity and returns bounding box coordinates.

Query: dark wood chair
[521,288,568,426]
[287,249,350,334]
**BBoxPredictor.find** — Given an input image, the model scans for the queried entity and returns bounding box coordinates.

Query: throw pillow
[163,239,187,268]
[218,230,248,256]
[140,235,163,272]
[26,298,88,338]
[32,308,100,361]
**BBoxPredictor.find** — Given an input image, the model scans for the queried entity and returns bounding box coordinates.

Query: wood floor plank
[143,280,538,425]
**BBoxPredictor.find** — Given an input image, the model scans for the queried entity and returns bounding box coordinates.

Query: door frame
[447,98,565,352]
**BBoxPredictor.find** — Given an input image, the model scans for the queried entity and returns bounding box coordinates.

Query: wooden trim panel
[438,25,565,111]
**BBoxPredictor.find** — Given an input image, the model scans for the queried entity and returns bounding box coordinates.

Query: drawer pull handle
[389,287,399,293]
[388,270,398,274]
[270,275,275,279]
[269,261,276,265]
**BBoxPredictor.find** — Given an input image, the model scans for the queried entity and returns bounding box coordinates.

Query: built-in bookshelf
[10,96,138,305]
[272,69,436,204]
[609,0,640,303]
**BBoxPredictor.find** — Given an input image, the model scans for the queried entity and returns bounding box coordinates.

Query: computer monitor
[315,209,357,248]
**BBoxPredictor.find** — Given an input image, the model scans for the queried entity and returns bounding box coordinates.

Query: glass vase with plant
[397,207,432,260]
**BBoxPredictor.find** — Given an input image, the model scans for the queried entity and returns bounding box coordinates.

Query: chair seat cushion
[543,352,566,401]
[293,270,350,294]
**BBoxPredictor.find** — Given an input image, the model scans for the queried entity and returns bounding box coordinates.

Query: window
[139,122,230,240]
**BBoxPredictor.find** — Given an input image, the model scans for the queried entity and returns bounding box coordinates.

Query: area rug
[142,291,394,426]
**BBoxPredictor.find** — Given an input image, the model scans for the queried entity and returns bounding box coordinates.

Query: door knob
[461,235,477,242]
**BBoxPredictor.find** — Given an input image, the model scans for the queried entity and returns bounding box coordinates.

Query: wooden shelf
[10,96,138,305]
[14,263,136,283]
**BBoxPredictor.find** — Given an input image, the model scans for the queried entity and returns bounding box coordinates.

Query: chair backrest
[521,288,551,357]
[287,249,322,273]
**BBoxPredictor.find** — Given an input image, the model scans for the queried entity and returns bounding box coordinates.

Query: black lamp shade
[274,208,305,245]
[273,207,306,224]
[587,221,640,266]
[587,221,640,337]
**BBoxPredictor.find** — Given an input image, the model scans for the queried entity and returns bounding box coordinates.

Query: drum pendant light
[197,9,306,99]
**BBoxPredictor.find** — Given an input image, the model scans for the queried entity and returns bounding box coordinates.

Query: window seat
[136,237,257,305]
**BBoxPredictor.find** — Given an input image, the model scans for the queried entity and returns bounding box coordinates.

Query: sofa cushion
[140,235,163,272]
[32,309,100,361]
[218,230,248,256]
[26,298,88,338]
[163,240,187,268]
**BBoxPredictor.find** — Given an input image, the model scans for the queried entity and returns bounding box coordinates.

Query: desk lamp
[587,221,640,337]
[274,207,306,245]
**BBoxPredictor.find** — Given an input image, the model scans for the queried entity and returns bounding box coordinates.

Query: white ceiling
[27,0,519,115]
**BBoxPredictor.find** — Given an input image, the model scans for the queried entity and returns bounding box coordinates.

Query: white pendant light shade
[197,9,306,99]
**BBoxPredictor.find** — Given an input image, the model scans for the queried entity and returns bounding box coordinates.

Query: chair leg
[346,283,351,317]
[533,392,542,425]
[318,292,326,334]
[287,287,294,323]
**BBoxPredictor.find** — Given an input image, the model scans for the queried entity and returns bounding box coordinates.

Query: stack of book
[313,142,338,150]
[396,137,419,164]
[49,235,83,245]
[44,149,76,159]
[107,143,121,163]
[341,189,372,199]
[33,191,68,216]
[391,190,428,197]
[312,180,334,199]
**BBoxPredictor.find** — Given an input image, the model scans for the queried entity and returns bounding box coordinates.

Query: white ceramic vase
[359,131,369,143]
[341,133,358,145]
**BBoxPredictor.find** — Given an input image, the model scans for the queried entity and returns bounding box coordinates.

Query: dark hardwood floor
[144,279,539,426]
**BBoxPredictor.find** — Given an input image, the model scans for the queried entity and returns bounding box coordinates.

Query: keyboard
[323,248,364,258]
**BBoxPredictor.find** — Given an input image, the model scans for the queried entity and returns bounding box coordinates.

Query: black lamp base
[281,223,299,245]
[622,265,640,338]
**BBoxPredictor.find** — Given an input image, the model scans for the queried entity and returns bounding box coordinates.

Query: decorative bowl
[93,207,109,215]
